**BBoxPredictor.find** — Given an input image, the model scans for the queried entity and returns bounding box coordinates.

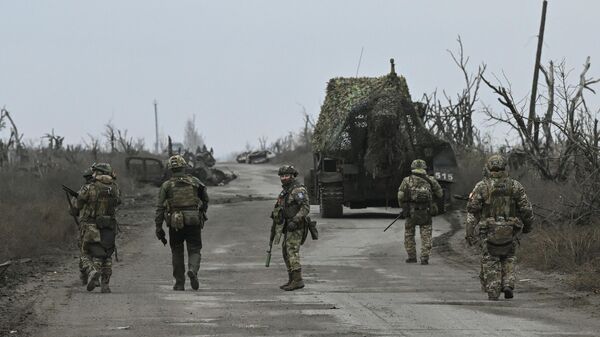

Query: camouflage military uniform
[466,155,534,300]
[273,165,310,291]
[76,163,121,293]
[397,159,443,265]
[155,155,209,291]
[76,168,95,285]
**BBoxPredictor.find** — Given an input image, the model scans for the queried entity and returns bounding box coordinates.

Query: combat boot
[487,291,499,301]
[79,271,88,286]
[280,272,292,290]
[283,269,304,291]
[187,271,199,291]
[87,270,100,292]
[100,274,111,293]
[502,286,514,299]
[420,258,429,265]
[405,257,417,263]
[173,280,185,291]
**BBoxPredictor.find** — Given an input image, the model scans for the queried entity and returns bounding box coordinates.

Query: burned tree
[421,37,486,149]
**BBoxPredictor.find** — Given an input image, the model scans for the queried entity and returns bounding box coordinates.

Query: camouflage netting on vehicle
[312,71,447,178]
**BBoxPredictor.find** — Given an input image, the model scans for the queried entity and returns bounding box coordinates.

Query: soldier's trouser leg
[283,228,303,272]
[169,228,186,286]
[282,241,291,272]
[404,219,417,259]
[481,252,502,297]
[100,257,112,285]
[185,226,202,275]
[501,256,516,289]
[419,220,433,260]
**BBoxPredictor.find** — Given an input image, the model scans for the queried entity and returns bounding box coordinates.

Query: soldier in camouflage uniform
[465,154,534,300]
[75,163,121,293]
[272,165,310,291]
[397,159,443,265]
[155,155,209,291]
[75,167,95,285]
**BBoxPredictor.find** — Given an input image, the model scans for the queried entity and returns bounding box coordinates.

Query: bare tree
[298,104,316,149]
[257,135,268,150]
[103,121,117,153]
[83,134,100,162]
[482,57,600,181]
[43,129,64,150]
[421,36,486,149]
[183,115,205,151]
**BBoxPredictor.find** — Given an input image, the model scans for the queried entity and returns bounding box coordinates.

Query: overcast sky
[1,1,599,158]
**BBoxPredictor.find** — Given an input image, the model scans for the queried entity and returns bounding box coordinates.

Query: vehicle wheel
[320,184,343,218]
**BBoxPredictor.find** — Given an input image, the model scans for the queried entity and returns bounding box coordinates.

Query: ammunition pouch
[181,210,202,227]
[95,215,116,230]
[170,211,185,231]
[300,216,319,245]
[485,240,515,257]
[82,222,115,259]
[482,216,522,256]
[409,204,430,223]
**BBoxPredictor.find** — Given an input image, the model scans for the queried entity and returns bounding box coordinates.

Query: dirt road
[19,164,600,336]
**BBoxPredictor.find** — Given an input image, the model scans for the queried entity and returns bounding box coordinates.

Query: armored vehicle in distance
[307,60,457,217]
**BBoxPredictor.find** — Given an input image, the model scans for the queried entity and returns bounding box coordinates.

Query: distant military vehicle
[236,150,276,164]
[306,60,457,217]
[126,145,237,186]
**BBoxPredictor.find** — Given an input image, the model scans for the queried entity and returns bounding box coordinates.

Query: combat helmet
[278,165,298,177]
[91,162,113,175]
[411,159,427,175]
[167,155,187,170]
[486,154,507,172]
[82,167,93,179]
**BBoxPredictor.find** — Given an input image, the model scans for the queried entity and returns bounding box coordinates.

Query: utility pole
[527,0,548,134]
[154,100,159,154]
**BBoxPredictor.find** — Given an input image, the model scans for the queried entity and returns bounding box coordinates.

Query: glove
[465,235,476,247]
[399,209,408,219]
[69,207,79,217]
[286,221,298,231]
[155,227,166,241]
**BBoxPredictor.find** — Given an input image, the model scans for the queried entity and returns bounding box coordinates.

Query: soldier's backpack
[408,175,433,204]
[93,180,119,230]
[482,176,522,254]
[168,175,203,229]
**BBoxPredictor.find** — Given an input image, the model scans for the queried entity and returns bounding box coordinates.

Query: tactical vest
[482,176,516,220]
[168,176,201,210]
[407,175,433,205]
[481,175,521,251]
[166,175,203,229]
[280,182,304,220]
[86,179,119,229]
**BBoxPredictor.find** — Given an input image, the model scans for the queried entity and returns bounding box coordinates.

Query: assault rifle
[383,211,406,232]
[265,240,273,267]
[62,185,80,228]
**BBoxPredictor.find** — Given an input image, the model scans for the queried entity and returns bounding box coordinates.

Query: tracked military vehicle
[306,60,457,217]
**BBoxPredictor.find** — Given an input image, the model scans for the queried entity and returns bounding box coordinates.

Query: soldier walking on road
[74,163,121,293]
[155,155,209,291]
[397,159,443,265]
[74,167,95,285]
[271,165,310,291]
[465,154,534,300]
